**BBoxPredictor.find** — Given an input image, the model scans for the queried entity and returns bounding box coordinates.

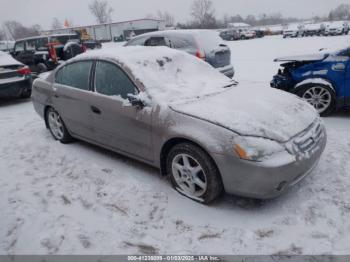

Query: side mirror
[127,94,145,109]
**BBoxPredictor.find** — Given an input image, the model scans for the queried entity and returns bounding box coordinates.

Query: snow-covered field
[1,35,350,255]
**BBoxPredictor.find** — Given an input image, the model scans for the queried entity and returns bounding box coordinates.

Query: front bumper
[212,125,327,199]
[0,77,32,98]
[218,65,235,79]
[270,74,295,92]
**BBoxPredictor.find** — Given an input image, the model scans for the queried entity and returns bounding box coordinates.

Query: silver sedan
[32,46,327,204]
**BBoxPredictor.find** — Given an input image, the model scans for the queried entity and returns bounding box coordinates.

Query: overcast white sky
[0,0,349,29]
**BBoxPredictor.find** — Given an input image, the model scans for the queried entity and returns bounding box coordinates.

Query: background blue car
[271,47,350,116]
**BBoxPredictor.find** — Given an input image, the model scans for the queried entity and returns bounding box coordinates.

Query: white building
[42,19,166,42]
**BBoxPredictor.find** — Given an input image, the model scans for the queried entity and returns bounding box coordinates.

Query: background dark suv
[11,34,84,73]
[125,30,235,78]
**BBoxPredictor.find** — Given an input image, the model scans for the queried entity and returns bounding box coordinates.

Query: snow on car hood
[0,51,22,67]
[274,54,327,62]
[171,86,318,142]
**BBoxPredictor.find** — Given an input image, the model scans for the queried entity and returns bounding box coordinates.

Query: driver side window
[94,61,137,99]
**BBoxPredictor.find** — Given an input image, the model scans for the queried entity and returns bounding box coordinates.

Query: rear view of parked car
[32,46,326,203]
[11,34,84,73]
[0,51,32,99]
[125,30,235,78]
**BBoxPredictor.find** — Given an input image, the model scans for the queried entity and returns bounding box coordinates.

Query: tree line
[1,0,350,40]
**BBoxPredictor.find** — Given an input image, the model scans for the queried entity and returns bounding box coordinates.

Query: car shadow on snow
[0,98,31,108]
[72,138,304,212]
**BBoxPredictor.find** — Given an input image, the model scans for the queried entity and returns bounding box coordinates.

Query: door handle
[91,105,101,114]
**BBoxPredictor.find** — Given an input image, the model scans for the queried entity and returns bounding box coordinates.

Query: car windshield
[50,35,79,45]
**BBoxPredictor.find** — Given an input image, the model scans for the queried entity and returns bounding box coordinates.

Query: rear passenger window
[126,36,148,46]
[26,39,36,51]
[170,35,196,50]
[94,61,136,99]
[145,37,167,47]
[55,61,92,91]
[14,41,24,52]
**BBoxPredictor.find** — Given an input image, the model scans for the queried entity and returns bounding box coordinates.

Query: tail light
[196,49,206,60]
[82,44,87,52]
[17,66,31,75]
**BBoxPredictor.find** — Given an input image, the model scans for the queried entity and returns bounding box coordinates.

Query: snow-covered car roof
[75,46,233,103]
[0,51,22,67]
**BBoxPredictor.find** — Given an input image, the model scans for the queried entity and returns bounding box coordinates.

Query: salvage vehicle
[238,29,256,40]
[271,46,350,115]
[323,21,349,36]
[0,51,32,98]
[32,47,326,203]
[219,29,240,41]
[11,34,84,73]
[283,24,305,38]
[125,30,235,78]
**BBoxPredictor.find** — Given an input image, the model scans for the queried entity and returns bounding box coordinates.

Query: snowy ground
[1,35,350,255]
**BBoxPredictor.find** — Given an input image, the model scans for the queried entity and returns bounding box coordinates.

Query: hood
[274,54,328,62]
[170,86,318,142]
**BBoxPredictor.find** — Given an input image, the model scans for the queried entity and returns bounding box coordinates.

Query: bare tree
[89,0,114,24]
[51,17,62,30]
[190,0,216,28]
[3,21,41,40]
[329,4,350,21]
[0,29,5,40]
[156,11,175,27]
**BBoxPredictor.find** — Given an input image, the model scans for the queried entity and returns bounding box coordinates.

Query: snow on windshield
[77,46,233,103]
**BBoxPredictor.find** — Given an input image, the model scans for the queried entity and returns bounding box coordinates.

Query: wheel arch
[293,78,336,95]
[159,137,221,180]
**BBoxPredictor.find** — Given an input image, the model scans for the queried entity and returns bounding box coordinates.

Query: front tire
[46,107,73,143]
[296,84,336,116]
[166,143,223,204]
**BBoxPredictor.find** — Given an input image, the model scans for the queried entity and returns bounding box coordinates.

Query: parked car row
[283,21,350,38]
[219,28,263,41]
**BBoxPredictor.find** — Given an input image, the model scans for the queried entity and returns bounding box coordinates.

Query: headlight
[233,136,287,162]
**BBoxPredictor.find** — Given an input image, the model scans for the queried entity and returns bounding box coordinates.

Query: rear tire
[296,84,336,116]
[37,63,47,74]
[46,107,74,144]
[166,143,223,204]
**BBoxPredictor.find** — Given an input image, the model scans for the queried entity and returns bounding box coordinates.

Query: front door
[91,60,153,162]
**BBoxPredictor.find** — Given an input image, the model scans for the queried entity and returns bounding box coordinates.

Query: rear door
[91,60,153,162]
[53,60,96,140]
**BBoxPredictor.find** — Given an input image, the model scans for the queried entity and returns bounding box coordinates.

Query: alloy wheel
[171,153,207,197]
[302,86,332,114]
[48,110,64,140]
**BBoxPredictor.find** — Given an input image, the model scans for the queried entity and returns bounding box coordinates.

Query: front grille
[292,120,324,154]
